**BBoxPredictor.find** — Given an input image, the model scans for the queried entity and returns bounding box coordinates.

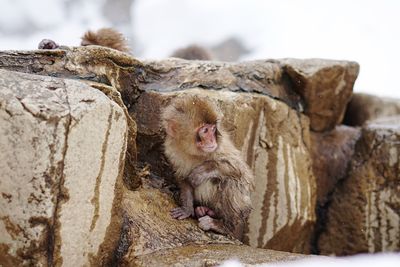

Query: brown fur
[81,28,130,53]
[162,95,254,240]
[170,45,213,60]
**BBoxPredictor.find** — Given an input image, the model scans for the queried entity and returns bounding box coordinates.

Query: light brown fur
[81,28,130,53]
[162,95,254,240]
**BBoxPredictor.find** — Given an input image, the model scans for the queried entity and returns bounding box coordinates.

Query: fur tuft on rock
[81,28,130,53]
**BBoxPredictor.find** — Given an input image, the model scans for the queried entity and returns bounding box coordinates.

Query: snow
[219,253,400,267]
[1,0,400,98]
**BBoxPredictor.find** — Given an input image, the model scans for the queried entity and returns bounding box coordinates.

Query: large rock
[0,70,127,266]
[141,58,359,132]
[344,93,400,126]
[0,46,141,189]
[318,116,400,255]
[0,48,359,132]
[280,58,359,131]
[100,179,313,266]
[114,184,239,264]
[131,88,316,253]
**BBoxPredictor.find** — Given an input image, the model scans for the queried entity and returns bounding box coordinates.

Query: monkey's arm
[187,160,222,187]
[187,159,242,187]
[170,181,195,220]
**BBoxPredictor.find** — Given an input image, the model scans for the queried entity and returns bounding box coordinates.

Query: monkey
[38,28,130,53]
[161,95,254,240]
[170,44,213,60]
[38,39,60,49]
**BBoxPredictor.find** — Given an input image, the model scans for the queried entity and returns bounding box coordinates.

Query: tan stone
[280,58,359,131]
[0,48,141,189]
[131,88,316,253]
[116,185,238,264]
[344,93,400,126]
[130,244,308,267]
[0,48,358,132]
[318,116,400,255]
[0,70,127,266]
[310,126,361,205]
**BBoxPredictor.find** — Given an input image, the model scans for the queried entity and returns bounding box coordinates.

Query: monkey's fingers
[195,206,208,218]
[170,207,191,220]
[206,209,216,217]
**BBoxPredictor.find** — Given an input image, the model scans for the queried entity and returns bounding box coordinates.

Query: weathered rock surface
[142,58,359,131]
[107,179,312,265]
[280,58,359,131]
[0,47,141,188]
[318,116,400,255]
[0,70,127,266]
[344,93,400,126]
[115,184,239,263]
[130,244,308,267]
[131,88,316,253]
[310,126,361,205]
[0,48,359,133]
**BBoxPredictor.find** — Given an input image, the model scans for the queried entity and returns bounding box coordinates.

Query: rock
[310,126,361,205]
[0,48,359,132]
[131,88,316,253]
[0,46,141,188]
[344,93,400,126]
[0,47,361,256]
[130,244,308,267]
[115,184,239,264]
[141,57,358,131]
[109,180,312,265]
[280,58,359,131]
[0,70,127,266]
[318,116,400,255]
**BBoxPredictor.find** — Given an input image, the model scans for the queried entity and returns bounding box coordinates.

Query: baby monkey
[162,95,254,240]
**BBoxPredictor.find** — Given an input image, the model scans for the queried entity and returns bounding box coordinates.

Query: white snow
[1,0,400,98]
[219,253,400,267]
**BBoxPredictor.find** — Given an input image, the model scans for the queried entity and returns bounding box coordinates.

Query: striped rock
[0,70,127,266]
[318,116,400,255]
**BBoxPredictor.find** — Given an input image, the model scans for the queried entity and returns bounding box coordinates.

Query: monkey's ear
[165,119,178,137]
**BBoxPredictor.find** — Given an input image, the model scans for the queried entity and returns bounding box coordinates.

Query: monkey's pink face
[196,124,218,153]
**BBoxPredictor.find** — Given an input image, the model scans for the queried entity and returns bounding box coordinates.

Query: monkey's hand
[195,206,216,218]
[170,206,194,220]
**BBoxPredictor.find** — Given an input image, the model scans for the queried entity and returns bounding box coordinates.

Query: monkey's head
[162,95,221,156]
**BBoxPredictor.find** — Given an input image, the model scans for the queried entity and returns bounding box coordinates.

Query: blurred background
[1,0,399,97]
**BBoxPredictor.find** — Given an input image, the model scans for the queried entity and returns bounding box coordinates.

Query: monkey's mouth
[198,142,218,153]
